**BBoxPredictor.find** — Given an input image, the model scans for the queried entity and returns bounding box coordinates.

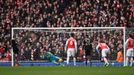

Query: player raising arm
[125,33,134,66]
[96,40,110,66]
[65,33,77,66]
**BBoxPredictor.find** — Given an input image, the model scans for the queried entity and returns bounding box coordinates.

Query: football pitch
[0,66,134,75]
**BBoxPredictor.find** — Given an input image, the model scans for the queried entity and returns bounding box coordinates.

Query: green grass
[0,66,134,75]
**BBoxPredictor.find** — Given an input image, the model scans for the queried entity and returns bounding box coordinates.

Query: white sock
[73,57,76,66]
[130,57,133,66]
[67,56,70,65]
[126,57,129,66]
[104,57,109,64]
[130,62,133,66]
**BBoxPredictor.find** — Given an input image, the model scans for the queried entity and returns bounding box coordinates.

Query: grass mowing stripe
[0,66,134,75]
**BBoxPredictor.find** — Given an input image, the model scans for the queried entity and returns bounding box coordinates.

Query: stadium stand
[12,29,123,61]
[0,0,133,64]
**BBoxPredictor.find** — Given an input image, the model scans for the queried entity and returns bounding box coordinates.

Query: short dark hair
[129,33,133,38]
[99,39,105,43]
[12,39,16,45]
[70,33,74,37]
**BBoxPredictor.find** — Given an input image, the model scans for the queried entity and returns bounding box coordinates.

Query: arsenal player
[65,33,77,66]
[96,40,110,66]
[125,33,134,66]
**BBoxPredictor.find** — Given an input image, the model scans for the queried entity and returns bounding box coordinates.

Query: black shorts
[85,50,91,56]
[84,44,92,56]
[13,47,19,54]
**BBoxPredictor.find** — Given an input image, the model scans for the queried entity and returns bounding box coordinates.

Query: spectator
[116,49,124,62]
[0,0,133,61]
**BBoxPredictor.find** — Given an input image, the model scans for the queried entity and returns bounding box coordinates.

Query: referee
[83,35,92,66]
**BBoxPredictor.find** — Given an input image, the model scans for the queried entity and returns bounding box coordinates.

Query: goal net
[11,27,126,66]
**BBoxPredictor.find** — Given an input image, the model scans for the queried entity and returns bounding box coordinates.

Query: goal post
[11,27,126,66]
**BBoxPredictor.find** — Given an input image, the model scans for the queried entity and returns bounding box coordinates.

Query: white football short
[67,48,76,57]
[126,48,134,57]
[101,49,110,57]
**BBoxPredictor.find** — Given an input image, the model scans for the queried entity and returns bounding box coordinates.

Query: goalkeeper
[40,51,63,65]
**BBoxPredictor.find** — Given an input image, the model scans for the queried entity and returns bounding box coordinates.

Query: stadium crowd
[12,29,124,61]
[0,0,133,61]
